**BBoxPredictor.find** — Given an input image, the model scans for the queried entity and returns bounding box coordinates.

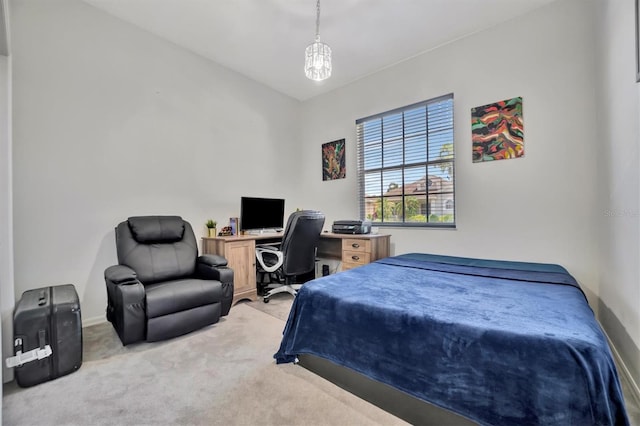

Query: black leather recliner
[104,216,233,345]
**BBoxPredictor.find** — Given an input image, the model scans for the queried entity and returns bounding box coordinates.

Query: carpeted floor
[2,294,406,426]
[247,292,295,321]
[3,293,640,425]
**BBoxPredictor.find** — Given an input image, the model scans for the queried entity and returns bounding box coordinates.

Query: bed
[274,253,629,426]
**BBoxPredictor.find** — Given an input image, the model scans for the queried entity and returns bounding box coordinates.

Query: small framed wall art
[471,96,524,163]
[322,138,346,181]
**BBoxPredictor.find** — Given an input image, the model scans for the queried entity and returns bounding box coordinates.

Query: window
[357,94,455,227]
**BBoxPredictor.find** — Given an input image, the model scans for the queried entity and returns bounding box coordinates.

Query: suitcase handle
[38,330,46,350]
[38,290,46,306]
[5,341,52,368]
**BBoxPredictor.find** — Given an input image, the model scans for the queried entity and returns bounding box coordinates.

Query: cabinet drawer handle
[351,243,360,248]
[352,255,360,261]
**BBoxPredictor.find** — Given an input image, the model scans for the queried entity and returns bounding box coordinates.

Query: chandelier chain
[315,0,321,39]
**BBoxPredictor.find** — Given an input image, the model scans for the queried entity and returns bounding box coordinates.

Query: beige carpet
[4,294,639,425]
[2,295,407,426]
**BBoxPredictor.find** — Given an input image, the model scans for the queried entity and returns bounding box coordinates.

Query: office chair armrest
[256,247,284,273]
[104,265,139,285]
[256,243,281,251]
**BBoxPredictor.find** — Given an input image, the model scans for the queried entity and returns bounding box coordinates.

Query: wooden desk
[202,232,391,305]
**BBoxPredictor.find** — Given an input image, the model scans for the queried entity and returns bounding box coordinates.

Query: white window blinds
[356,94,455,227]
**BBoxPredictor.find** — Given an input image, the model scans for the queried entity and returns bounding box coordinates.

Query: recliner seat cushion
[145,279,222,318]
[147,304,221,342]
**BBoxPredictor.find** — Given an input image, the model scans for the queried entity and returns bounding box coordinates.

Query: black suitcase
[10,284,82,387]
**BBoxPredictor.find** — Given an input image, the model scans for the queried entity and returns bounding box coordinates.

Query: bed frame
[298,354,476,425]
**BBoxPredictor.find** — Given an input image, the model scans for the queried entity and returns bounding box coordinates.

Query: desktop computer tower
[315,259,341,278]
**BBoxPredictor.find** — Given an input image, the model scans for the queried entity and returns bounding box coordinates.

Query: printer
[332,220,372,234]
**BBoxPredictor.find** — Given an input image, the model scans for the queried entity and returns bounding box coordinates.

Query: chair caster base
[263,297,269,303]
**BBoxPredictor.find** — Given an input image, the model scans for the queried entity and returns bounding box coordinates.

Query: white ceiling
[82,0,557,101]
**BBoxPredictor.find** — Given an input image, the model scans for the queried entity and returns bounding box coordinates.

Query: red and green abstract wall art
[471,96,524,163]
[322,139,346,181]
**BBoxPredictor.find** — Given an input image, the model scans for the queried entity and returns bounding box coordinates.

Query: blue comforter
[275,253,629,426]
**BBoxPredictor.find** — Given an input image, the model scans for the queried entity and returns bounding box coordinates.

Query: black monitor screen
[240,197,285,231]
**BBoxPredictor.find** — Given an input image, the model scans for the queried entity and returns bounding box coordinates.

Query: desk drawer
[343,250,370,266]
[342,238,371,253]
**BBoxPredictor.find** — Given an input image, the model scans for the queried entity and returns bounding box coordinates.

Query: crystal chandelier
[304,0,332,81]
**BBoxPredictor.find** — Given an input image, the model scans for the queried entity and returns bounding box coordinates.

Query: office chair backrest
[115,215,198,284]
[280,210,325,277]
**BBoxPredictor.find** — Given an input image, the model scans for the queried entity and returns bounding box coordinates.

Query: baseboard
[603,328,640,406]
[82,315,107,328]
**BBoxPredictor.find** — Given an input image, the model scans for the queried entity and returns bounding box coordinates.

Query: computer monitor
[240,196,285,232]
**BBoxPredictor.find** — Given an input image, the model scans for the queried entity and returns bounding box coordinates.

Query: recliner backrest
[280,210,325,277]
[115,216,198,284]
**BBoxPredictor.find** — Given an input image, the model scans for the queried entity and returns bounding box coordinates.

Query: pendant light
[304,0,332,81]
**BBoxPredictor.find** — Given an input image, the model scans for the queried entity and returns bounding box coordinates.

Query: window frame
[356,93,455,229]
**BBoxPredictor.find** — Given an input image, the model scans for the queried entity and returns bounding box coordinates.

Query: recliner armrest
[104,264,145,345]
[196,261,233,283]
[105,265,139,285]
[197,254,228,268]
[196,258,234,317]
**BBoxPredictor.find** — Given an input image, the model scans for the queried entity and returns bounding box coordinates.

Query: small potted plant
[205,219,217,237]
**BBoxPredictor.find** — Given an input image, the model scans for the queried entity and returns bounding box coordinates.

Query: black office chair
[255,210,325,303]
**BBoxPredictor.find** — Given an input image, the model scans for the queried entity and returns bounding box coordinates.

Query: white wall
[0,54,13,385]
[299,0,600,299]
[595,0,640,386]
[0,0,13,396]
[10,0,301,325]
